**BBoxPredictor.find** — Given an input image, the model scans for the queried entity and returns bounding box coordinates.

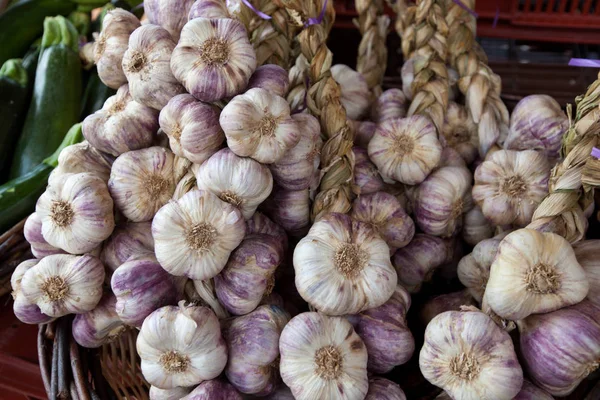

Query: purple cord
[592,147,600,159]
[569,58,600,68]
[241,0,272,20]
[452,0,478,18]
[492,5,499,28]
[305,0,328,27]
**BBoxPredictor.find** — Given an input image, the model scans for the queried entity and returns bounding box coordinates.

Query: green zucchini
[10,16,82,179]
[21,40,41,84]
[69,10,91,38]
[81,68,116,119]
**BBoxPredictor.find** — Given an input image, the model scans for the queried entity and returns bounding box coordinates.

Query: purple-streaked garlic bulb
[349,120,376,149]
[369,116,442,185]
[224,305,290,395]
[264,386,294,399]
[457,234,505,303]
[215,234,284,315]
[392,234,447,293]
[518,299,600,396]
[485,229,588,320]
[11,260,53,324]
[188,0,232,19]
[293,213,397,315]
[247,64,290,97]
[159,94,224,165]
[371,89,407,124]
[150,385,192,400]
[144,0,195,42]
[101,221,154,272]
[152,189,246,280]
[194,148,273,219]
[506,94,568,159]
[36,172,114,254]
[419,289,477,326]
[82,84,159,157]
[24,213,63,259]
[462,206,494,246]
[137,303,227,389]
[331,64,370,120]
[347,285,414,374]
[246,211,288,252]
[20,254,104,317]
[573,240,600,305]
[262,188,311,237]
[94,9,140,89]
[513,380,554,400]
[72,292,125,348]
[420,309,523,400]
[473,149,550,227]
[48,141,113,186]
[171,18,256,103]
[439,146,467,168]
[413,166,473,237]
[353,147,385,195]
[279,312,368,400]
[182,380,243,400]
[365,378,407,400]
[440,102,478,165]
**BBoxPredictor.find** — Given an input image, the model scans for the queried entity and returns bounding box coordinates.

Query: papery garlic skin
[513,380,554,400]
[82,85,159,157]
[458,235,504,303]
[101,221,154,272]
[365,378,407,400]
[262,188,310,237]
[439,147,467,168]
[462,206,494,246]
[279,312,368,400]
[419,290,477,326]
[518,299,600,396]
[182,380,243,400]
[72,293,125,348]
[24,213,63,259]
[573,240,600,305]
[473,150,549,227]
[440,102,478,165]
[122,25,185,110]
[485,229,589,320]
[352,120,377,149]
[20,254,105,317]
[347,285,414,374]
[371,89,407,124]
[353,147,385,195]
[331,64,370,120]
[94,9,141,89]
[195,149,273,219]
[247,64,290,97]
[224,305,290,395]
[144,0,195,42]
[152,189,246,280]
[368,116,442,185]
[150,385,192,400]
[293,213,397,315]
[11,260,53,324]
[506,94,568,159]
[171,18,256,103]
[414,166,473,237]
[36,172,115,254]
[419,310,523,400]
[400,58,414,100]
[392,234,447,293]
[137,303,227,389]
[188,0,231,20]
[48,141,113,187]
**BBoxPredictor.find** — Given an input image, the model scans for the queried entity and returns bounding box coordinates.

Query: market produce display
[2,0,600,399]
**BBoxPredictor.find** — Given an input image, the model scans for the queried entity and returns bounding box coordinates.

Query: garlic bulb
[485,229,589,320]
[144,0,195,41]
[365,378,407,400]
[171,18,256,102]
[462,206,494,246]
[506,94,569,159]
[159,94,224,165]
[347,285,414,373]
[439,146,467,168]
[353,147,385,195]
[331,64,370,120]
[72,292,125,348]
[247,64,290,98]
[457,235,505,303]
[189,0,232,20]
[137,303,227,389]
[11,260,53,324]
[368,116,442,185]
[36,172,115,254]
[293,213,397,315]
[82,84,159,157]
[20,254,104,317]
[150,386,192,400]
[413,166,473,237]
[513,380,554,400]
[101,221,154,272]
[48,141,113,187]
[122,25,185,110]
[392,234,447,293]
[182,380,243,400]
[246,211,288,252]
[573,240,600,305]
[518,299,600,396]
[262,188,310,237]
[94,9,140,89]
[440,102,478,165]
[109,147,184,222]
[220,88,299,164]
[419,290,477,326]
[195,149,273,219]
[224,305,290,395]
[173,171,198,201]
[265,386,295,400]
[371,89,407,123]
[419,310,523,400]
[152,189,246,280]
[214,234,284,315]
[352,120,376,149]
[474,149,550,227]
[279,312,368,400]
[24,213,63,259]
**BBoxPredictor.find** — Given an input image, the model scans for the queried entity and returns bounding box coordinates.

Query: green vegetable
[81,68,116,119]
[68,10,91,37]
[21,39,41,84]
[10,16,82,178]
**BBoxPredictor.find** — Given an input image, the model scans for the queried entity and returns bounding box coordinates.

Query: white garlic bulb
[353,147,385,195]
[152,189,246,280]
[189,0,231,19]
[279,312,368,400]
[24,212,63,259]
[485,229,589,320]
[20,254,105,317]
[573,240,600,305]
[293,213,397,315]
[36,172,115,254]
[331,64,370,120]
[462,206,494,246]
[247,64,290,98]
[11,259,53,324]
[194,148,273,219]
[371,89,407,123]
[220,88,299,163]
[262,188,311,237]
[72,292,125,348]
[144,0,195,42]
[137,302,227,389]
[368,116,442,185]
[440,102,478,165]
[150,385,192,400]
[48,141,113,187]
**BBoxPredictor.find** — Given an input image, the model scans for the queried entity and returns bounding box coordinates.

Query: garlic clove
[122,25,185,110]
[419,310,523,400]
[173,171,198,201]
[419,289,477,326]
[194,148,273,220]
[20,254,105,317]
[440,102,478,165]
[150,385,192,400]
[72,292,126,348]
[331,64,370,120]
[137,303,227,389]
[36,172,115,254]
[246,211,288,252]
[171,18,256,103]
[365,378,407,400]
[392,234,447,293]
[101,220,154,272]
[261,188,311,237]
[144,0,195,42]
[152,189,246,280]
[573,240,600,305]
[24,212,64,259]
[368,116,442,185]
[485,229,589,320]
[247,64,290,98]
[11,259,54,324]
[48,141,114,187]
[353,147,385,195]
[279,312,368,400]
[462,205,494,246]
[181,380,243,400]
[293,213,397,315]
[192,279,230,319]
[371,88,407,124]
[457,234,505,303]
[188,0,231,20]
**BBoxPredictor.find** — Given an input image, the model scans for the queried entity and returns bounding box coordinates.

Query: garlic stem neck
[127,51,147,73]
[451,198,464,219]
[50,200,74,227]
[199,37,230,66]
[108,100,126,115]
[449,352,481,381]
[159,350,190,374]
[314,345,343,380]
[186,223,217,251]
[334,243,367,278]
[218,191,243,208]
[525,263,560,294]
[392,134,414,157]
[586,360,600,376]
[40,276,69,301]
[264,274,276,297]
[107,325,127,342]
